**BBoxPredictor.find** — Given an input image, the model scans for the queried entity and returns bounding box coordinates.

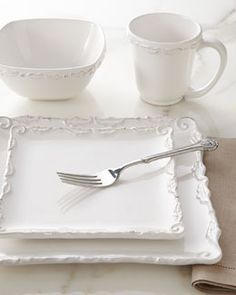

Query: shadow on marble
[8,90,104,118]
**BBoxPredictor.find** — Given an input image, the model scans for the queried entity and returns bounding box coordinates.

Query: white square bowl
[0,19,105,100]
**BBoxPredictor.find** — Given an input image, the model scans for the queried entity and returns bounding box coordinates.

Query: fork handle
[118,137,218,171]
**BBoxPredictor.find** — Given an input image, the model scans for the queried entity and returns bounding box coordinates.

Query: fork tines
[57,172,102,187]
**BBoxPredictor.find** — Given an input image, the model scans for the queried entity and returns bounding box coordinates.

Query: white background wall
[0,0,234,29]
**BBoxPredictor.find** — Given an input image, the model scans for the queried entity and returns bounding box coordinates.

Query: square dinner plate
[0,116,183,239]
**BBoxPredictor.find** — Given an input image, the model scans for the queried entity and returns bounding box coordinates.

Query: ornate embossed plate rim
[0,116,221,265]
[175,117,221,260]
[0,115,184,239]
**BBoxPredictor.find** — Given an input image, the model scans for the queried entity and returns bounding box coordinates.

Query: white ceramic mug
[128,13,227,105]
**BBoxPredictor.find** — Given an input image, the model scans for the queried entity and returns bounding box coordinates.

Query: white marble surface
[0,0,236,294]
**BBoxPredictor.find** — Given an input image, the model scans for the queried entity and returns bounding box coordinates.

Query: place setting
[0,10,235,294]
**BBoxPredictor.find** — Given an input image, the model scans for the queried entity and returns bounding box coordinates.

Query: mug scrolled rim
[127,12,202,50]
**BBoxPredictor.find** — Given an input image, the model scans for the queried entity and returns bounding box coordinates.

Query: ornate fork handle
[58,138,218,188]
[117,138,218,172]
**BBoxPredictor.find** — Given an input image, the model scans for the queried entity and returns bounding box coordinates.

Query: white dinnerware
[0,116,221,265]
[128,12,227,105]
[0,19,105,100]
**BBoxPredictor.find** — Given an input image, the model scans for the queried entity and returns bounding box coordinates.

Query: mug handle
[186,37,227,98]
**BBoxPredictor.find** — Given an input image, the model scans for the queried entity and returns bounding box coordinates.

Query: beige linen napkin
[192,138,236,293]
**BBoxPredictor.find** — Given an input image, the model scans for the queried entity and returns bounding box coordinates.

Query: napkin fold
[192,138,236,293]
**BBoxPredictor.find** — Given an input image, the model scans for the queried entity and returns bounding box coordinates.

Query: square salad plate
[0,116,221,265]
[0,116,184,239]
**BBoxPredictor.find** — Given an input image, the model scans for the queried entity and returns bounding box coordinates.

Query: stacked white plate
[0,116,221,265]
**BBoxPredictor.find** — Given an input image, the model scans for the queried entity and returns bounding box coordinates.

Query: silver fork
[57,137,218,188]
